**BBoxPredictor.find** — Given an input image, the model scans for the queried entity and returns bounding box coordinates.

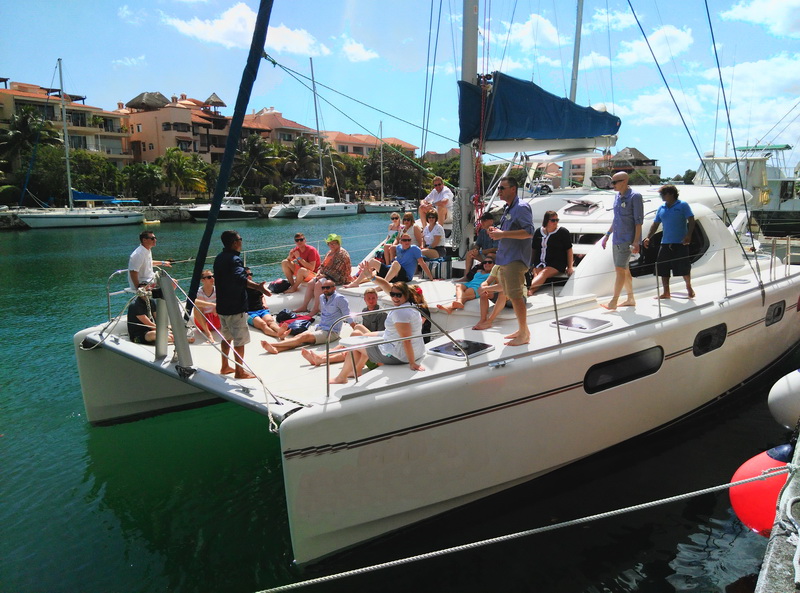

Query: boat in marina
[72,0,800,568]
[693,145,800,237]
[297,195,358,218]
[17,59,144,230]
[267,192,320,218]
[188,194,259,222]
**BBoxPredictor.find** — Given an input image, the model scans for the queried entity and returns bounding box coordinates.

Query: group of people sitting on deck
[124,173,697,384]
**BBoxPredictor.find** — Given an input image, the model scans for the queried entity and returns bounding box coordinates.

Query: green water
[1,216,797,592]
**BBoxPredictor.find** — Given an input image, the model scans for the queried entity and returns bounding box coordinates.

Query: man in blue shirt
[643,184,696,299]
[488,176,534,346]
[260,280,354,354]
[345,232,435,287]
[600,172,644,310]
[214,230,271,379]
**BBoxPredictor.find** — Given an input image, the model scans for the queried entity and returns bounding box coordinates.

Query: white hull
[361,201,404,214]
[297,203,358,218]
[189,197,258,222]
[18,208,144,228]
[74,205,800,564]
[267,205,301,218]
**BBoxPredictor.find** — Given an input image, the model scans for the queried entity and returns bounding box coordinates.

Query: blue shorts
[247,309,271,325]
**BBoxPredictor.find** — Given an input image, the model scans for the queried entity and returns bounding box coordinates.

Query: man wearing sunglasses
[260,280,353,354]
[281,233,321,293]
[600,172,643,310]
[128,230,172,291]
[345,233,435,288]
[418,175,453,223]
[488,176,533,346]
[214,230,271,379]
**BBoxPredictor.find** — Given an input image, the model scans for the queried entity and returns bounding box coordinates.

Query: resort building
[243,107,317,147]
[0,79,131,171]
[569,147,661,184]
[119,92,268,165]
[322,132,417,158]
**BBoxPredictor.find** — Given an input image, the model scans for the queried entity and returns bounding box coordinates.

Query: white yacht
[188,195,258,222]
[268,193,320,218]
[297,196,358,218]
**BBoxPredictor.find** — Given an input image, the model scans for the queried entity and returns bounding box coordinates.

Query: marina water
[2,215,798,592]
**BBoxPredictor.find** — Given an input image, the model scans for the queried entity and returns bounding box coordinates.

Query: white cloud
[584,8,637,33]
[267,24,331,57]
[578,51,611,71]
[616,25,693,66]
[112,55,147,69]
[506,13,566,51]
[703,53,800,102]
[536,55,562,68]
[616,87,704,127]
[118,5,145,25]
[720,0,800,39]
[161,3,330,56]
[340,35,378,62]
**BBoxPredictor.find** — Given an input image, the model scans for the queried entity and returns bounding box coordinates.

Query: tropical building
[118,92,268,165]
[0,79,131,171]
[568,147,660,184]
[322,132,418,158]
[242,107,317,147]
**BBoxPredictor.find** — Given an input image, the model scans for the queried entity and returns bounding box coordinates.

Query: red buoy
[729,445,792,537]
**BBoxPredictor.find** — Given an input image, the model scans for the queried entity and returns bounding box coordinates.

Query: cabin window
[693,324,727,356]
[766,301,786,327]
[584,346,664,394]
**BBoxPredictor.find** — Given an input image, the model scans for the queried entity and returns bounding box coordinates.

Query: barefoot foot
[505,334,530,346]
[260,340,278,354]
[220,366,235,375]
[472,321,492,330]
[301,348,323,366]
[618,299,636,307]
[234,371,257,380]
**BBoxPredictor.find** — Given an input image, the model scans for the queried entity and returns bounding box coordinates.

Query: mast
[456,0,479,257]
[310,57,325,198]
[379,121,384,201]
[562,0,584,188]
[57,58,74,210]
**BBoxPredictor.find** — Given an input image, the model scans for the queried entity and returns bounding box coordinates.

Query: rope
[257,465,794,592]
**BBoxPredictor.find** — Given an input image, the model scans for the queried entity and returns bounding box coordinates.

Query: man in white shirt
[128,231,171,290]
[418,176,453,223]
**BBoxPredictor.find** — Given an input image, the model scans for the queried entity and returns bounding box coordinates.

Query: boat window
[766,301,786,327]
[584,346,664,394]
[693,324,727,356]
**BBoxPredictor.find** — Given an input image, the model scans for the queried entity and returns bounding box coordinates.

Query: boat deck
[90,268,766,424]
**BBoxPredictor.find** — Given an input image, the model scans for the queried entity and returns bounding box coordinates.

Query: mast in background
[310,57,325,197]
[562,0,585,189]
[57,58,74,210]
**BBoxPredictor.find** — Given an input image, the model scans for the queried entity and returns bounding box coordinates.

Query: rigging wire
[625,0,762,288]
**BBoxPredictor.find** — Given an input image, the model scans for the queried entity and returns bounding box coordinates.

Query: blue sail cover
[458,72,621,146]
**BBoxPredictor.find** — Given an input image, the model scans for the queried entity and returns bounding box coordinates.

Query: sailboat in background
[17,60,144,229]
[362,122,405,214]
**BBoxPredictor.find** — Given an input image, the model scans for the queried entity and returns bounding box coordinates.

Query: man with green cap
[295,233,353,316]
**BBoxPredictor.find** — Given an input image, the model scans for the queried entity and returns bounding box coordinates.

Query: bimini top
[458,72,621,152]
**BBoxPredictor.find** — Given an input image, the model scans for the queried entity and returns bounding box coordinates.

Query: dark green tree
[0,106,62,172]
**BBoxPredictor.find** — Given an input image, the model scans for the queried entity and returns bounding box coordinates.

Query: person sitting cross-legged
[244,267,283,337]
[472,259,507,330]
[437,258,495,314]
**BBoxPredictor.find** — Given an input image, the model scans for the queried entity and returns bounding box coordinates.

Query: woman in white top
[330,274,425,384]
[193,269,221,343]
[421,210,446,259]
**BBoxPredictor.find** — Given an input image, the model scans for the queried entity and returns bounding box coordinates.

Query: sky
[3,0,800,178]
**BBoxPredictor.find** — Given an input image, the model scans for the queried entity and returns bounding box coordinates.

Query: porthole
[585,346,664,394]
[766,301,786,327]
[693,324,727,356]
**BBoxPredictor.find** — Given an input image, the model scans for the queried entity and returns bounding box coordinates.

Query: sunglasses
[548,218,559,223]
[202,275,214,279]
[295,237,305,242]
[434,183,442,187]
[245,272,253,277]
[498,186,509,190]
[483,260,494,264]
[400,238,411,242]
[391,217,400,220]
[146,236,156,240]
[321,285,335,290]
[389,291,403,298]
[611,180,623,185]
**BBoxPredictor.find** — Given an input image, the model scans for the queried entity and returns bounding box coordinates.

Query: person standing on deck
[214,230,271,379]
[487,177,534,346]
[128,230,171,290]
[643,184,696,299]
[600,172,643,310]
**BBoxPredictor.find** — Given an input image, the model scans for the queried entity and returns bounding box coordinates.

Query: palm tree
[232,134,281,196]
[281,137,320,181]
[0,106,62,172]
[122,162,163,205]
[155,147,204,198]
